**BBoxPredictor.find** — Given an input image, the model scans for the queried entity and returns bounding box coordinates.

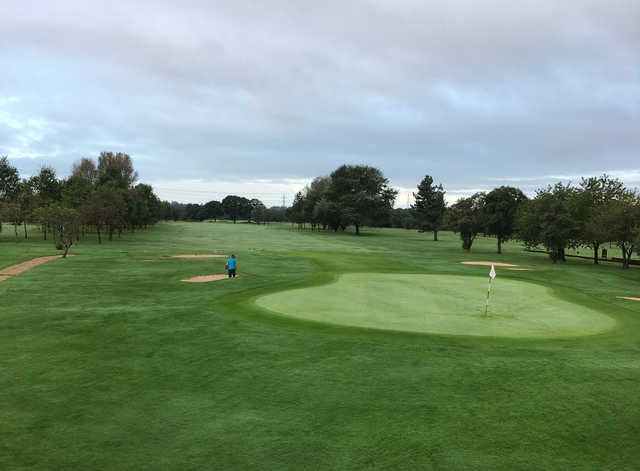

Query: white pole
[484,277,492,316]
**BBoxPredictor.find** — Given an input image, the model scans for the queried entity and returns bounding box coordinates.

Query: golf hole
[255,274,615,338]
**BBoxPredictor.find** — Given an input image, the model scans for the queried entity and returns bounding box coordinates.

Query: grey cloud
[0,0,638,202]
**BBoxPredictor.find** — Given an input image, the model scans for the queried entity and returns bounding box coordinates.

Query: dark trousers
[228,269,236,278]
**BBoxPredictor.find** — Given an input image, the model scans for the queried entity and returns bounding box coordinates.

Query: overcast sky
[1,0,638,206]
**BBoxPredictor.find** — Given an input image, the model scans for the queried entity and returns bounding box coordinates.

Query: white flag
[489,264,496,279]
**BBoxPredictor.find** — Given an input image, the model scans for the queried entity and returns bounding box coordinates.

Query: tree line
[162,197,287,224]
[0,153,161,256]
[287,166,640,268]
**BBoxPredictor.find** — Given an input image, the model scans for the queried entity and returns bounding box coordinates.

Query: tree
[222,195,251,223]
[61,175,93,208]
[72,157,98,185]
[286,192,306,229]
[600,196,640,269]
[326,165,398,235]
[0,156,20,233]
[97,152,138,188]
[411,175,446,241]
[42,206,80,257]
[574,175,627,264]
[248,199,264,223]
[0,156,20,201]
[202,200,223,221]
[448,193,485,251]
[516,183,581,262]
[250,202,266,224]
[482,186,528,253]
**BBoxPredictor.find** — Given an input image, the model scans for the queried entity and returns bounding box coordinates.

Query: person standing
[226,254,237,278]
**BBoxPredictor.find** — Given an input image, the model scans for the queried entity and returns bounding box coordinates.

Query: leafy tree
[482,186,528,253]
[448,193,485,251]
[574,175,627,263]
[61,175,93,208]
[286,192,306,229]
[250,202,266,224]
[303,177,332,230]
[516,183,581,262]
[222,195,251,223]
[42,206,80,257]
[599,195,640,269]
[72,157,98,185]
[248,199,264,223]
[97,152,138,188]
[202,200,223,221]
[411,175,446,240]
[326,165,398,235]
[0,156,20,201]
[31,166,61,205]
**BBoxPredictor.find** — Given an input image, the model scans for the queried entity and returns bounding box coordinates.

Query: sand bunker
[181,274,229,283]
[172,254,227,259]
[0,255,69,282]
[461,261,519,267]
[617,296,640,302]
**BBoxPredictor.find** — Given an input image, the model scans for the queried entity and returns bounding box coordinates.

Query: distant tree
[42,205,80,257]
[448,193,485,251]
[482,186,528,253]
[264,206,287,223]
[600,195,640,269]
[202,200,223,221]
[516,183,581,262]
[72,157,98,185]
[250,202,266,224]
[0,156,20,201]
[326,165,398,235]
[0,157,21,234]
[222,195,251,223]
[97,152,138,188]
[185,203,204,221]
[303,177,332,230]
[31,166,62,209]
[574,175,627,264]
[248,198,264,223]
[411,175,446,240]
[61,175,93,208]
[286,192,306,229]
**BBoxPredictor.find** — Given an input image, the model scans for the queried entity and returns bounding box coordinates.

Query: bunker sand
[0,255,70,282]
[461,261,519,267]
[617,296,640,302]
[181,274,229,282]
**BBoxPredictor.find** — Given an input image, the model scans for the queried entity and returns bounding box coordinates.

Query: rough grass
[1,221,640,470]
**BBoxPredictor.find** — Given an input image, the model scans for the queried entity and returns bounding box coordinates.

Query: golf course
[2,221,640,470]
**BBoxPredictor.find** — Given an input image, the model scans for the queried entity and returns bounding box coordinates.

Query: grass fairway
[256,273,616,337]
[2,222,640,470]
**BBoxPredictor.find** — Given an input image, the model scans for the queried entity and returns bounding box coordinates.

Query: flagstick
[484,277,492,316]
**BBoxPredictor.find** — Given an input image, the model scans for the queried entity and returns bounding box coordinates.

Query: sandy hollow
[616,296,640,302]
[461,261,519,267]
[0,255,71,282]
[181,274,230,283]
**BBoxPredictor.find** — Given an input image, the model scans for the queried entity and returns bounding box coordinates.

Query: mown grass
[1,221,640,470]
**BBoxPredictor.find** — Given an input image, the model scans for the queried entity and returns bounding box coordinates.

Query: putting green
[255,273,616,338]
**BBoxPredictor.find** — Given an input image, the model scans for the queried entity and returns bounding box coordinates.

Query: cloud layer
[1,0,639,203]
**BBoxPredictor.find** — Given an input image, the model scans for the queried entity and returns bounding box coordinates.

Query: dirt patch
[617,296,640,302]
[172,254,227,259]
[181,274,229,283]
[0,255,70,282]
[461,261,519,267]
